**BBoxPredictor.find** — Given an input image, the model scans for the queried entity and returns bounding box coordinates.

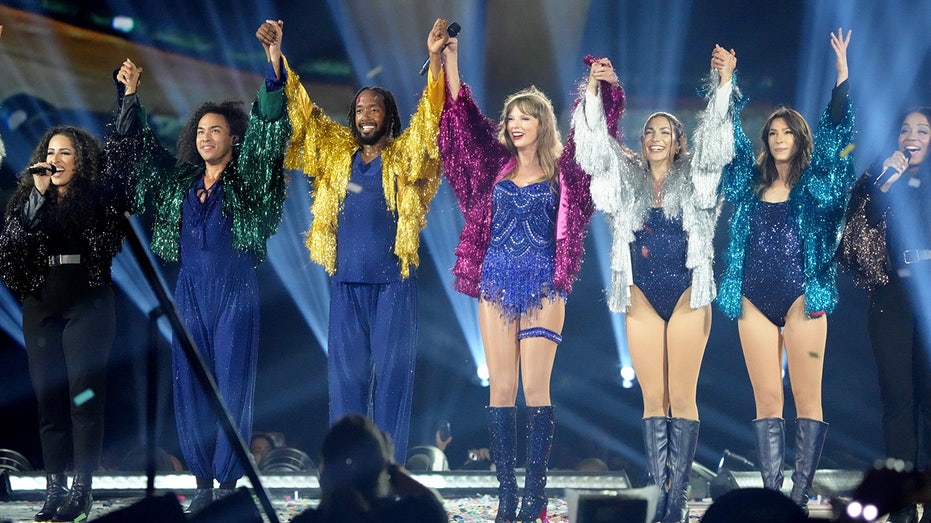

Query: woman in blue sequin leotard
[718,29,855,513]
[572,48,737,523]
[438,36,604,523]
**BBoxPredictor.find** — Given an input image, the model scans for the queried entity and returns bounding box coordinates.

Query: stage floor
[0,493,839,522]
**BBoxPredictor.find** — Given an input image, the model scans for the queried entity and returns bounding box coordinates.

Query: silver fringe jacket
[572,71,737,312]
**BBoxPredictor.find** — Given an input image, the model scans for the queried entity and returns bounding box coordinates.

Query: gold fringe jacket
[282,61,444,278]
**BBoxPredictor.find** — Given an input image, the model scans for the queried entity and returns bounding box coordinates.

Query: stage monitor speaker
[189,486,262,523]
[93,492,186,522]
[708,469,766,499]
[690,461,717,500]
[567,486,660,523]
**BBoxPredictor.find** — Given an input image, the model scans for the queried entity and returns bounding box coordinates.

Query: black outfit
[841,161,931,465]
[0,161,130,520]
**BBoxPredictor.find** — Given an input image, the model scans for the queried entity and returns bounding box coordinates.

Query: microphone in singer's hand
[26,165,59,175]
[419,22,461,76]
[874,149,912,187]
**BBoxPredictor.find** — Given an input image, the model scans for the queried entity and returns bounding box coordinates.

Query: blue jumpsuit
[173,179,259,484]
[328,153,416,464]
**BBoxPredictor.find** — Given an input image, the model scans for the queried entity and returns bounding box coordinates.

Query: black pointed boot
[34,473,69,521]
[642,417,669,522]
[517,406,555,523]
[52,473,92,522]
[489,406,518,523]
[752,417,785,491]
[789,418,828,514]
[886,505,918,523]
[663,418,699,523]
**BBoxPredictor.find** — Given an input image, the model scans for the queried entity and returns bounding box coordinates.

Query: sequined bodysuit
[480,180,562,318]
[743,200,805,326]
[631,207,691,321]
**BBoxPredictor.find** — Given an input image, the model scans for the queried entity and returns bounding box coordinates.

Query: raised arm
[571,57,631,216]
[689,44,738,208]
[443,33,461,101]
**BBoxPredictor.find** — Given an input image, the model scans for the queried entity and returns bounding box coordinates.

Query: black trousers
[867,276,931,464]
[22,266,114,474]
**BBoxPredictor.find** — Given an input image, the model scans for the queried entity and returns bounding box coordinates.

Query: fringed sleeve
[839,176,889,292]
[107,93,188,262]
[690,70,738,209]
[800,84,856,315]
[382,67,445,278]
[0,188,49,299]
[571,86,632,216]
[438,81,509,208]
[438,81,510,297]
[281,58,358,274]
[226,83,291,264]
[554,78,623,295]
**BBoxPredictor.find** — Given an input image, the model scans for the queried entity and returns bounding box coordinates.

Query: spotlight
[476,364,490,384]
[111,15,135,33]
[619,366,635,381]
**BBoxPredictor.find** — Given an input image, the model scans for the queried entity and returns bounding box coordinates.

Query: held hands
[116,59,143,95]
[256,19,283,66]
[830,27,851,86]
[711,44,736,85]
[427,18,449,56]
[587,57,620,95]
[878,150,912,192]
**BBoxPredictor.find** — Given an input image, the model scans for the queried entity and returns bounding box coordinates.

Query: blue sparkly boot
[517,406,555,523]
[488,406,518,523]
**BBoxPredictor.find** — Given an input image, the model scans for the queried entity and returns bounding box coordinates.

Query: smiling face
[641,114,680,168]
[506,105,540,152]
[899,111,931,167]
[196,112,235,166]
[46,134,76,188]
[354,89,388,146]
[766,117,798,166]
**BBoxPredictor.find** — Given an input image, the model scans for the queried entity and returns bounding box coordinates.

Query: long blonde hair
[497,86,563,183]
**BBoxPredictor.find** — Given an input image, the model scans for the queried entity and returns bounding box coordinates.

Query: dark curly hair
[15,125,104,230]
[175,100,248,166]
[346,86,402,144]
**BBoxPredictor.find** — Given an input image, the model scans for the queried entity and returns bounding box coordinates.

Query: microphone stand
[122,213,279,523]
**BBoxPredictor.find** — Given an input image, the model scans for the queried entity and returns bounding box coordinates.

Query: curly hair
[755,107,813,195]
[175,100,248,166]
[346,86,402,144]
[15,125,104,231]
[497,86,563,184]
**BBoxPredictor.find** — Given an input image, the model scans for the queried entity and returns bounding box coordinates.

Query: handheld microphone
[874,149,912,187]
[419,22,461,76]
[26,165,59,175]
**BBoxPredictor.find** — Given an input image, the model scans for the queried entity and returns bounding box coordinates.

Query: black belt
[48,254,82,266]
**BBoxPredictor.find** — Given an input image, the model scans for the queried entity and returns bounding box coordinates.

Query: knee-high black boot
[489,406,518,523]
[517,406,555,523]
[34,473,69,521]
[752,417,785,491]
[52,473,92,522]
[642,417,669,522]
[663,418,699,523]
[789,418,828,514]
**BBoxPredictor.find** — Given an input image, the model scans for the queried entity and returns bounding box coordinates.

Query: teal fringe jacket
[109,84,290,264]
[718,82,856,319]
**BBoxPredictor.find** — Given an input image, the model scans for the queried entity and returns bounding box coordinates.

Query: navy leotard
[631,207,691,321]
[743,200,805,327]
